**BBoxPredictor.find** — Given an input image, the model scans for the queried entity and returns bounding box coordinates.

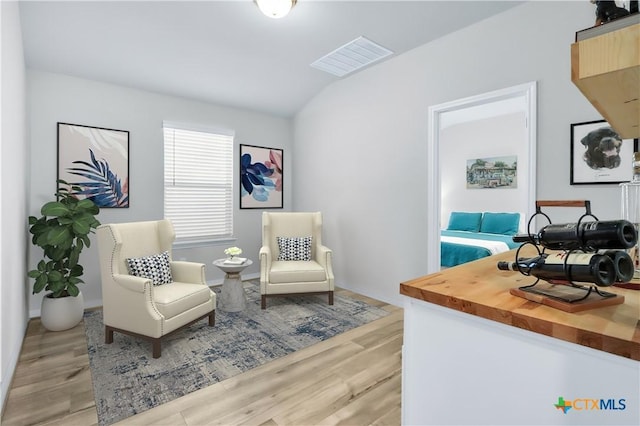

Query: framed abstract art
[57,122,130,207]
[239,144,283,209]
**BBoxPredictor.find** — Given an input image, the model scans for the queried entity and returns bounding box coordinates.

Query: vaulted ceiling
[19,1,522,117]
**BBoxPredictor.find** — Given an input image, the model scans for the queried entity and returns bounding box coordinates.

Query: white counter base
[401,297,640,425]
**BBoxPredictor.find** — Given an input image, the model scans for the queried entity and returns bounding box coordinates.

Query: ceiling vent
[310,36,393,77]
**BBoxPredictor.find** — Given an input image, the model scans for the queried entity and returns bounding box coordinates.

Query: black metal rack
[514,200,618,303]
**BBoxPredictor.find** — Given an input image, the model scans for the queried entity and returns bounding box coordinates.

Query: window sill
[172,237,237,250]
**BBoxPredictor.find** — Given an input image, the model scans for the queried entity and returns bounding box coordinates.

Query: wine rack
[502,200,635,309]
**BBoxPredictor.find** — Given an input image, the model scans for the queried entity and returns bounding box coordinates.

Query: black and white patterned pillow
[126,251,173,286]
[277,236,312,261]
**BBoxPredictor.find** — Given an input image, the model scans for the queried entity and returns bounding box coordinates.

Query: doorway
[426,82,537,273]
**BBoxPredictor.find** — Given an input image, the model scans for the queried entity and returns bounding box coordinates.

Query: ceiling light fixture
[255,0,297,19]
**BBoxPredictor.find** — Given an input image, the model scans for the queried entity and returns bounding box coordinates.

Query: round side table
[212,258,253,312]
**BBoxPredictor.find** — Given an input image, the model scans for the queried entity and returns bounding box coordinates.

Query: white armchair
[260,212,334,309]
[96,219,215,358]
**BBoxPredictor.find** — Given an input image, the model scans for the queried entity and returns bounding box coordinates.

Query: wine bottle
[602,250,634,283]
[497,255,547,273]
[512,220,637,250]
[497,252,616,286]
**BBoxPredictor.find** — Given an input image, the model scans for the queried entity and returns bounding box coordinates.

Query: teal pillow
[480,212,520,235]
[447,212,483,232]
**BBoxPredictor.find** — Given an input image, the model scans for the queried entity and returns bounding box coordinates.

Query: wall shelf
[571,23,639,139]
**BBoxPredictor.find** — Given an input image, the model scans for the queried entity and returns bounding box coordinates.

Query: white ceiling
[19,1,523,118]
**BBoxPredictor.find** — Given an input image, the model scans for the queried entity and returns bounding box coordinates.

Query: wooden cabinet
[571,23,639,139]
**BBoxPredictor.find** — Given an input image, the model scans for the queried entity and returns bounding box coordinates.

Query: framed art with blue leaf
[240,144,283,209]
[57,122,129,208]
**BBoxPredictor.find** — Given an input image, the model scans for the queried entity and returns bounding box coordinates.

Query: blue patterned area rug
[84,281,389,425]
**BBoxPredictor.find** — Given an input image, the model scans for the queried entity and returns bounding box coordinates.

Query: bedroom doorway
[426,82,537,272]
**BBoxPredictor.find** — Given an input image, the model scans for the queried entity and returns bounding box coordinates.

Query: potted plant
[224,246,243,259]
[28,180,101,331]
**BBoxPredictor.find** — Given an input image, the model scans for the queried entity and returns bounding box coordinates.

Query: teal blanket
[441,230,519,267]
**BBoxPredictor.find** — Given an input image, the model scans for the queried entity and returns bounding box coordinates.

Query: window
[163,121,234,243]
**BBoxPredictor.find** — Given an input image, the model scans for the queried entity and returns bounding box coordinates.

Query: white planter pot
[40,291,84,331]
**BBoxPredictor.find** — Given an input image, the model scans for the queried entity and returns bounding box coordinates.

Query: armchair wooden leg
[328,291,334,305]
[261,295,267,310]
[152,339,161,359]
[104,309,212,360]
[105,326,114,344]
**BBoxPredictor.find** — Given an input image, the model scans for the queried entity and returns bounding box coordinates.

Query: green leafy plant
[28,180,101,298]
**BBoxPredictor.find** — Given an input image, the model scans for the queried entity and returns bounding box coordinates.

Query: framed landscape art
[570,120,638,185]
[57,122,130,208]
[466,155,517,189]
[240,144,283,209]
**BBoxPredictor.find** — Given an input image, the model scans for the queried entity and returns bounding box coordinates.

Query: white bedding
[440,235,510,255]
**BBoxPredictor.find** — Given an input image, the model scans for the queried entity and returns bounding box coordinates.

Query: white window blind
[163,122,234,242]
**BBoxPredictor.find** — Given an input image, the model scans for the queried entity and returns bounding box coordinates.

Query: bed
[441,211,521,268]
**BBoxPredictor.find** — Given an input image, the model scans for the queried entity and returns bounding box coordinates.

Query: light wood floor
[2,289,403,425]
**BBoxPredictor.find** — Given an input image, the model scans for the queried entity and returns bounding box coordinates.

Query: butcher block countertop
[400,248,640,361]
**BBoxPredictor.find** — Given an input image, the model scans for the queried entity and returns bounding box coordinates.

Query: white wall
[0,0,29,412]
[27,71,293,316]
[441,112,527,231]
[293,1,616,306]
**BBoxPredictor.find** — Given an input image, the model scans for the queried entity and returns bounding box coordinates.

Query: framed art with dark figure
[240,144,283,209]
[57,122,129,207]
[570,120,639,185]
